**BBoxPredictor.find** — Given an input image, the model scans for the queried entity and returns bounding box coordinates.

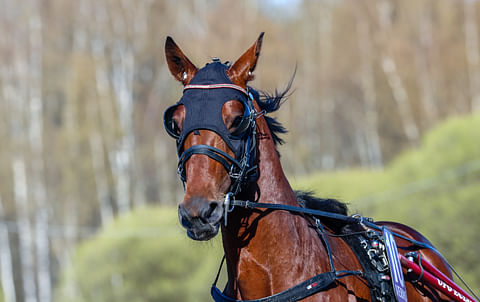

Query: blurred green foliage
[293,113,480,292]
[57,114,479,301]
[55,207,224,302]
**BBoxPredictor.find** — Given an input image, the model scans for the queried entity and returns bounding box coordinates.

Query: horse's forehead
[190,61,232,85]
[178,61,247,110]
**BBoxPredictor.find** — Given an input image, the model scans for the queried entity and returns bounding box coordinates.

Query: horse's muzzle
[178,198,223,241]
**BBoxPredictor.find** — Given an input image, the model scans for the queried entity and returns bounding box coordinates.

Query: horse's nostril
[207,201,219,216]
[200,201,222,223]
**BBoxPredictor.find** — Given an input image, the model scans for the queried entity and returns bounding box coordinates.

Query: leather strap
[177,145,242,181]
[211,271,341,302]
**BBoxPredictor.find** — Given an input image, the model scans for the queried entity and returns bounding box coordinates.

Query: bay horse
[163,33,453,301]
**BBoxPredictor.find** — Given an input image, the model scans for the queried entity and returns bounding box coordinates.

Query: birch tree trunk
[111,45,134,214]
[377,0,419,146]
[0,9,18,301]
[8,4,39,299]
[27,1,52,300]
[121,0,147,208]
[464,0,480,112]
[356,14,383,168]
[13,158,37,302]
[414,5,438,126]
[89,129,113,225]
[381,56,420,144]
[295,5,312,174]
[89,0,114,226]
[53,0,85,291]
[0,199,16,302]
[317,2,335,170]
[108,3,136,213]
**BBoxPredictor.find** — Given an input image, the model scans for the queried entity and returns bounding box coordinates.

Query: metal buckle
[223,192,235,226]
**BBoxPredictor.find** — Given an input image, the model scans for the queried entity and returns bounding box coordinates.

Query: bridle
[164,80,261,197]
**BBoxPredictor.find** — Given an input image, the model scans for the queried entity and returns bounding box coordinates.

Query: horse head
[164,33,264,241]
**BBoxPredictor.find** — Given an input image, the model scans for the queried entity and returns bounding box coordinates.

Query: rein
[225,199,440,254]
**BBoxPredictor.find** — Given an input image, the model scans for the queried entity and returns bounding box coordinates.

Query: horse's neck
[223,112,298,237]
[221,115,319,298]
[249,114,297,205]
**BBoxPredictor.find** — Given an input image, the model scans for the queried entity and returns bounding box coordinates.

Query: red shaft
[399,254,477,302]
[415,253,467,297]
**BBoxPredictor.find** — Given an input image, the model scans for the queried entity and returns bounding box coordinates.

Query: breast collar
[163,61,260,195]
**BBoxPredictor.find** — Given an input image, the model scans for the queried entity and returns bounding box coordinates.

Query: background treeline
[0,0,480,301]
[56,113,480,301]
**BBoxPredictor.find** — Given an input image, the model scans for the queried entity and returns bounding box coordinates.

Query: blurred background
[0,0,479,301]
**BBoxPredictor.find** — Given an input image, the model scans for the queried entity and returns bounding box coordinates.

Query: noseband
[164,62,260,196]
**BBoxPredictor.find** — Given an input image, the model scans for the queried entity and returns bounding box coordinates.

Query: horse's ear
[165,37,198,85]
[227,32,264,86]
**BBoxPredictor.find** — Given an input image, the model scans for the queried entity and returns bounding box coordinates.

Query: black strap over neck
[228,200,439,252]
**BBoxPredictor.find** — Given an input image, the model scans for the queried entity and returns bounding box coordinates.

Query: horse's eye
[230,116,243,130]
[165,104,185,138]
[222,100,245,133]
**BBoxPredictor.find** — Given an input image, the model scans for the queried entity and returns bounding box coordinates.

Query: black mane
[250,71,295,146]
[295,191,360,234]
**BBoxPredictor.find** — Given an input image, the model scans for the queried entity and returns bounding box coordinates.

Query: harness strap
[211,271,361,302]
[231,200,360,224]
[229,200,441,254]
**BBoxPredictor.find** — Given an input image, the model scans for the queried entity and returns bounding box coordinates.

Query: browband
[184,84,248,96]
